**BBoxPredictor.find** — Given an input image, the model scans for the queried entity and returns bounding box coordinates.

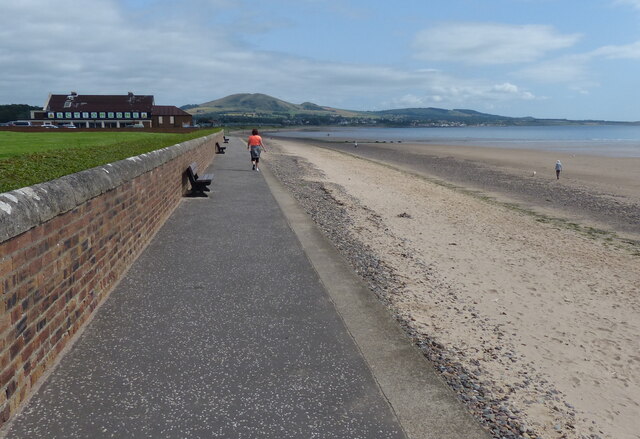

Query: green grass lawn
[0,129,220,193]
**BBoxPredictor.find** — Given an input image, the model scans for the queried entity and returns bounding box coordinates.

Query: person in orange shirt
[247,128,266,171]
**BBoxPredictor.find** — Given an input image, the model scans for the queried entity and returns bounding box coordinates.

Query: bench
[223,136,229,143]
[185,163,213,196]
[215,142,226,154]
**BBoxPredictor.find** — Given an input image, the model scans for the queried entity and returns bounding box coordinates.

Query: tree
[0,104,41,123]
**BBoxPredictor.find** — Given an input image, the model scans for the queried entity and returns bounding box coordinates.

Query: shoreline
[268,135,640,244]
[265,137,640,439]
[266,126,640,159]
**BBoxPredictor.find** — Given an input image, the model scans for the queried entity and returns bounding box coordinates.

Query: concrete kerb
[260,162,492,439]
[0,134,217,244]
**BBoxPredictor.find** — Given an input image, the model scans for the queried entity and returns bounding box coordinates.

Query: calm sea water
[270,125,640,158]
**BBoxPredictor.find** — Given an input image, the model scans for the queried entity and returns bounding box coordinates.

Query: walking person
[247,128,266,171]
[555,160,563,179]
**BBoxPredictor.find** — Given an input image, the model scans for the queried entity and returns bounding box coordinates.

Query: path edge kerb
[0,135,212,243]
[260,161,492,439]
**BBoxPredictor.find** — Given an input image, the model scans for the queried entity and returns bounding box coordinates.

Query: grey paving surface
[2,139,407,438]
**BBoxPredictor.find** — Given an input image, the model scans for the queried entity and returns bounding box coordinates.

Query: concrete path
[2,137,490,439]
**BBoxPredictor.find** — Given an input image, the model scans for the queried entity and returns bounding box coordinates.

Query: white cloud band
[413,23,581,65]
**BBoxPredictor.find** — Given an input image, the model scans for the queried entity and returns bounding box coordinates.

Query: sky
[2,0,640,121]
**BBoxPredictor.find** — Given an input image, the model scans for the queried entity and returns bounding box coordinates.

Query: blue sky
[2,0,640,120]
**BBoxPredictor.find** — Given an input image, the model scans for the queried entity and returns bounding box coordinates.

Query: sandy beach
[265,137,640,439]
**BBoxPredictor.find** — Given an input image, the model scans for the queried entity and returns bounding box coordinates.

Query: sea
[269,125,640,158]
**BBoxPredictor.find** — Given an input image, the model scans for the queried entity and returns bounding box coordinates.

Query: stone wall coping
[0,133,217,243]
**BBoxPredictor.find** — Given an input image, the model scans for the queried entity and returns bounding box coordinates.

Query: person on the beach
[555,160,563,179]
[247,129,266,171]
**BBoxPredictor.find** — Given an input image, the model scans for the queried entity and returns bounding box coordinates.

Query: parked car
[61,123,76,129]
[10,120,34,127]
[43,124,59,129]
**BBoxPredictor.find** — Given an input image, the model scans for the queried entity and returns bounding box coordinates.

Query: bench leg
[185,183,211,197]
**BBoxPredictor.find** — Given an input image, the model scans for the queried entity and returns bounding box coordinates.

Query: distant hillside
[186,93,356,115]
[0,104,41,123]
[182,93,629,127]
[183,93,367,125]
[370,107,516,125]
[195,93,300,113]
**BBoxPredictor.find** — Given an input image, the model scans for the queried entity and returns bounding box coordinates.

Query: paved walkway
[2,138,490,438]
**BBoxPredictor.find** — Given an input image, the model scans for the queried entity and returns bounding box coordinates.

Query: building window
[158,116,163,124]
[124,112,131,118]
[116,112,123,118]
[73,112,81,118]
[82,112,89,118]
[101,112,107,118]
[170,116,174,124]
[108,112,114,118]
[141,112,147,118]
[65,112,72,118]
[133,112,139,118]
[64,101,72,108]
[91,112,98,118]
[48,112,54,119]
[56,112,64,118]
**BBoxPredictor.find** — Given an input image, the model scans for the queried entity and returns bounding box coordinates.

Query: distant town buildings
[30,92,192,128]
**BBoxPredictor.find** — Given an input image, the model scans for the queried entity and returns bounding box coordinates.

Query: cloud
[0,0,243,104]
[384,80,536,111]
[491,83,536,100]
[413,23,581,65]
[0,1,463,109]
[389,94,435,108]
[440,81,536,102]
[516,39,640,87]
[0,1,553,114]
[516,55,591,84]
[614,0,640,9]
[589,41,640,59]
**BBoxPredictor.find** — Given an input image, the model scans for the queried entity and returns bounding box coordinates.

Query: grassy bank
[0,129,220,193]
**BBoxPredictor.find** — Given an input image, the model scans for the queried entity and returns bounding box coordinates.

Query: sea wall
[0,131,222,424]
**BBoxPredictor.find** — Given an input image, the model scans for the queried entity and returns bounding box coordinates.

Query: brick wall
[0,131,222,425]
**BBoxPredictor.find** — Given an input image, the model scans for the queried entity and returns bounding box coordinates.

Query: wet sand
[265,137,640,439]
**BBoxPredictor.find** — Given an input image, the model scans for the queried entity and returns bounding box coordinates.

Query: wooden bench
[223,136,229,143]
[215,142,226,154]
[185,162,213,196]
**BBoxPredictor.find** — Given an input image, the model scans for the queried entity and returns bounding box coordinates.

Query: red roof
[152,105,191,116]
[46,93,154,112]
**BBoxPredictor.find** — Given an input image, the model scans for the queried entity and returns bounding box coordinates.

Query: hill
[370,107,516,125]
[182,93,626,127]
[183,93,367,126]
[195,93,301,114]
